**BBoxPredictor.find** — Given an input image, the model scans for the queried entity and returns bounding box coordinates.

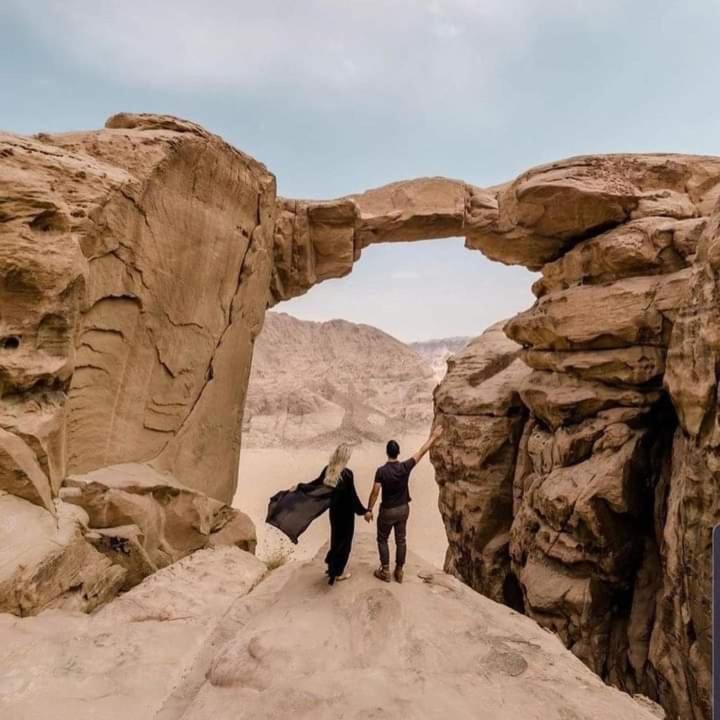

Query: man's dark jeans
[377,503,410,568]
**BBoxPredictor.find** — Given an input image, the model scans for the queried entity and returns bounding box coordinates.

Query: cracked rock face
[0,114,270,613]
[432,157,720,720]
[1,115,276,502]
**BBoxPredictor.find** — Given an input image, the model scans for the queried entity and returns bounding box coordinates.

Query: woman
[321,443,370,584]
[266,443,369,585]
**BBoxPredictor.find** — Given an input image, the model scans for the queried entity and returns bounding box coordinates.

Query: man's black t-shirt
[375,458,417,509]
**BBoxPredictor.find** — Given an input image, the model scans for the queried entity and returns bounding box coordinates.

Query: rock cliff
[431,156,720,720]
[0,114,265,612]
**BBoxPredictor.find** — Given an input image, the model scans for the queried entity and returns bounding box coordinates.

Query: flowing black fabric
[266,469,333,544]
[266,467,368,579]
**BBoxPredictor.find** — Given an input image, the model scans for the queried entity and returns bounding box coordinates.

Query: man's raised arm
[411,424,444,465]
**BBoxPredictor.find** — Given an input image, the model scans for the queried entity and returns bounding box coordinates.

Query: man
[366,425,444,583]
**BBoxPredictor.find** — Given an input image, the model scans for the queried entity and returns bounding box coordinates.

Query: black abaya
[266,466,367,581]
[325,468,368,581]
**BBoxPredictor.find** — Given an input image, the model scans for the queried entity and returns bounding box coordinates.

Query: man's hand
[412,423,445,464]
[364,511,374,523]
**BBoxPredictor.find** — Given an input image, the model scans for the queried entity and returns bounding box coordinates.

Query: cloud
[4,0,614,107]
[390,270,422,281]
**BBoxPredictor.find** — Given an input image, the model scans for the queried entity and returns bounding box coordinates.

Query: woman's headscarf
[323,443,353,488]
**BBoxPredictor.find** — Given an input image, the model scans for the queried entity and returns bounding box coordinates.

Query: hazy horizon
[3,1,718,339]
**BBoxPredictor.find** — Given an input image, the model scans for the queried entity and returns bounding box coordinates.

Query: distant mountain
[409,337,471,381]
[243,313,439,448]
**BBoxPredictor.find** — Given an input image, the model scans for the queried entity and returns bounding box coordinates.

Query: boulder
[61,462,256,577]
[209,510,257,554]
[0,494,126,615]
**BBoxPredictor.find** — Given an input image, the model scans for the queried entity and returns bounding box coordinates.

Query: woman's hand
[364,511,373,523]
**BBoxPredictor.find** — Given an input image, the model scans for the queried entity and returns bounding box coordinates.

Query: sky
[2,1,720,341]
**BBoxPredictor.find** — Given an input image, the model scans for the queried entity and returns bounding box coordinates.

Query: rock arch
[2,113,720,719]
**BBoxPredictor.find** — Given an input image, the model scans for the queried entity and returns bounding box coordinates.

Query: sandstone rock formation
[243,311,437,447]
[432,323,531,605]
[0,114,269,613]
[61,462,255,589]
[0,544,267,720]
[432,156,720,720]
[0,493,126,615]
[1,114,275,505]
[0,536,662,720]
[3,114,719,718]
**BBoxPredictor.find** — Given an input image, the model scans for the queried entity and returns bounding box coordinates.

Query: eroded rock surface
[0,537,660,720]
[0,494,126,615]
[1,114,271,612]
[1,115,275,505]
[0,545,267,720]
[432,156,720,720]
[60,463,255,589]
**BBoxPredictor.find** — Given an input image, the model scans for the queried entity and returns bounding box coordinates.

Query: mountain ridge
[243,312,469,447]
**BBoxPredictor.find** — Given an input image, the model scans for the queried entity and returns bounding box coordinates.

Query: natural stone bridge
[2,112,720,720]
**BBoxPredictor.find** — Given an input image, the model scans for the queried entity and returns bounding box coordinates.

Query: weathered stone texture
[0,114,270,613]
[431,155,720,720]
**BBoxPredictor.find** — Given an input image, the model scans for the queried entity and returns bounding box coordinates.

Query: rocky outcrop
[60,463,256,589]
[432,157,720,720]
[0,536,662,720]
[1,114,275,506]
[0,544,267,720]
[1,113,273,613]
[432,323,530,605]
[0,494,126,615]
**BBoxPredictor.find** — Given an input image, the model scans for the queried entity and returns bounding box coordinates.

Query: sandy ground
[234,432,448,569]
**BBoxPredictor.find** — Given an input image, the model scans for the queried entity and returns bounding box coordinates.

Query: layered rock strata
[432,156,720,720]
[0,114,270,612]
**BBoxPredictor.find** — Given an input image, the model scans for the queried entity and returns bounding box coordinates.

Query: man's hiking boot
[394,566,404,584]
[374,566,391,583]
